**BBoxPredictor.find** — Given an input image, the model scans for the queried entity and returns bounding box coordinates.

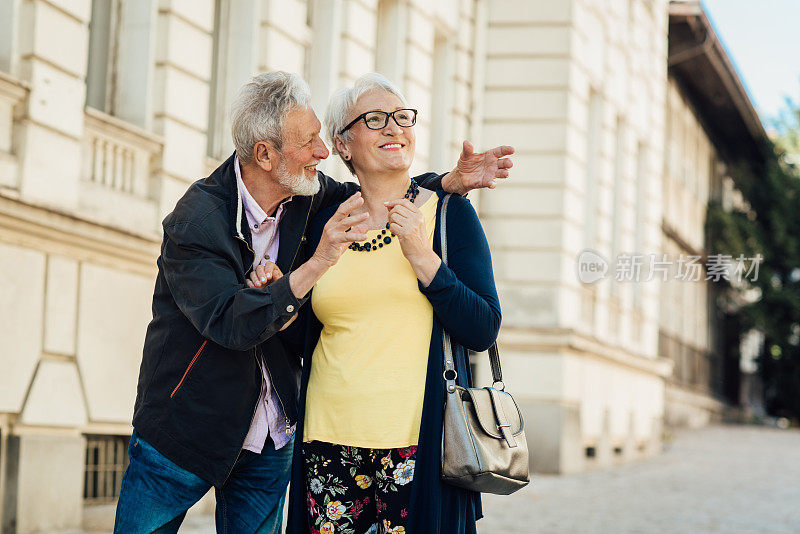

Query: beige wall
[478,0,671,473]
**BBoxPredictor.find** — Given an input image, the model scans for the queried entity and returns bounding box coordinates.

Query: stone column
[15,0,90,210]
[307,0,342,177]
[480,0,582,473]
[152,0,215,219]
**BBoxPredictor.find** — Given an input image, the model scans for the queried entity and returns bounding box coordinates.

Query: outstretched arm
[315,139,514,210]
[441,140,515,195]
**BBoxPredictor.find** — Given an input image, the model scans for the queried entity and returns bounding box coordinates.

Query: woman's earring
[343,155,350,161]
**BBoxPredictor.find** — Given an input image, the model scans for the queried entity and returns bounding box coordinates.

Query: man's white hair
[325,72,408,174]
[230,71,312,163]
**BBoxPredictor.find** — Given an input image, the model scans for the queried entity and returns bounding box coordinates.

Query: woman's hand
[246,262,283,289]
[441,140,515,195]
[385,198,442,286]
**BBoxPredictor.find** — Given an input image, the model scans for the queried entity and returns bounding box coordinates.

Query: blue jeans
[114,430,293,533]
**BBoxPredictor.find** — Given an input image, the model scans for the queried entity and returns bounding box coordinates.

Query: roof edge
[668,1,768,158]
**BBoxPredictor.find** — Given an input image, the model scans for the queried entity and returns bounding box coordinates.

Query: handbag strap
[488,344,504,390]
[439,194,504,393]
[440,194,458,395]
[487,387,518,447]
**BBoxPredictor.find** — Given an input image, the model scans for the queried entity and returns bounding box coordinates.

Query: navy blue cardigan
[285,190,501,533]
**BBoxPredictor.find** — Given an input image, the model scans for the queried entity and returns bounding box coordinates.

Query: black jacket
[132,153,442,486]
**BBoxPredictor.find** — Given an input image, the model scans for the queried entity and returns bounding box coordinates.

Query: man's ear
[253,141,275,172]
[334,135,351,161]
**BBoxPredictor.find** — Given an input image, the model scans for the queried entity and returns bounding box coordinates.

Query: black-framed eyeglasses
[339,108,418,134]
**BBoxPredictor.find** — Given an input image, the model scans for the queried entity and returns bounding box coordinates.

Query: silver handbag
[438,194,530,495]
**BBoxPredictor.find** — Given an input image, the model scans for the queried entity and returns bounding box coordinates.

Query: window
[611,116,625,263]
[207,0,259,160]
[85,0,120,114]
[376,0,407,83]
[0,1,19,74]
[85,0,157,129]
[84,434,130,504]
[584,90,603,250]
[632,141,647,309]
[305,0,342,176]
[303,0,314,81]
[429,30,455,170]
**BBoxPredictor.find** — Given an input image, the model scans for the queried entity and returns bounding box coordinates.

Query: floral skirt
[302,440,418,534]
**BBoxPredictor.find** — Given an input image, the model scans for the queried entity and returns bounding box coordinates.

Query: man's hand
[288,193,369,300]
[441,140,514,196]
[312,192,369,267]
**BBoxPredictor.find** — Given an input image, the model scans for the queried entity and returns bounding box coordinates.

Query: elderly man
[113,72,513,533]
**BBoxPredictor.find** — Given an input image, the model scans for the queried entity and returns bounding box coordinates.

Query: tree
[770,86,800,164]
[707,95,800,421]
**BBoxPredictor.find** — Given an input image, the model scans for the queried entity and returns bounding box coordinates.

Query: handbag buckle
[492,380,505,391]
[443,369,458,381]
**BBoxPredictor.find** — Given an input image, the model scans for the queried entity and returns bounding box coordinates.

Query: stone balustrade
[80,108,164,235]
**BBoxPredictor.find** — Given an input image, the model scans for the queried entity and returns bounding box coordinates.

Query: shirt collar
[234,155,293,230]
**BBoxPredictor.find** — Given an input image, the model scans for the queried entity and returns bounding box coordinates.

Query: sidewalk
[85,424,800,533]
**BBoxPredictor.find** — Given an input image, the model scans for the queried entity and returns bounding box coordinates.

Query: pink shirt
[235,156,296,452]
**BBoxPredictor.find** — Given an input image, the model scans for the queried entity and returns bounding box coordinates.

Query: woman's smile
[379,142,405,151]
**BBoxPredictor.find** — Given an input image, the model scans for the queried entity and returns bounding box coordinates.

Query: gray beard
[278,161,321,196]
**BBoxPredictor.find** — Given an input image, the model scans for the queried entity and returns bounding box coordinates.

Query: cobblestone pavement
[105,425,800,534]
[480,424,800,534]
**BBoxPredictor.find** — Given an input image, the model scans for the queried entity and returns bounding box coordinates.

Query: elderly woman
[280,73,502,534]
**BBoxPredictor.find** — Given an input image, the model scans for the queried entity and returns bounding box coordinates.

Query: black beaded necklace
[349,179,420,252]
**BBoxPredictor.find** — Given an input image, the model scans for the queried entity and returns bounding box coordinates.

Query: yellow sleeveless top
[304,193,438,448]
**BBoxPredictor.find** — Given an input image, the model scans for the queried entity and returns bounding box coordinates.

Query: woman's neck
[356,171,412,229]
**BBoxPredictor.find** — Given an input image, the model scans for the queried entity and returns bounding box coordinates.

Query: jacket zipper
[288,205,312,271]
[222,347,261,486]
[222,235,257,487]
[235,234,255,278]
[263,350,292,435]
[170,340,207,398]
[222,205,308,484]
[236,227,289,429]
[271,204,311,433]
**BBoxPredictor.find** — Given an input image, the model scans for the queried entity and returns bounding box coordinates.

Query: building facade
[661,2,766,428]
[0,0,765,531]
[478,0,671,475]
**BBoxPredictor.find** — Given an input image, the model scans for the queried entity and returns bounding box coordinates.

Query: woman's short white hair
[325,72,408,174]
[230,71,311,163]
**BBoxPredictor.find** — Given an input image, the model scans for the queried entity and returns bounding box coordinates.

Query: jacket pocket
[170,340,208,398]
